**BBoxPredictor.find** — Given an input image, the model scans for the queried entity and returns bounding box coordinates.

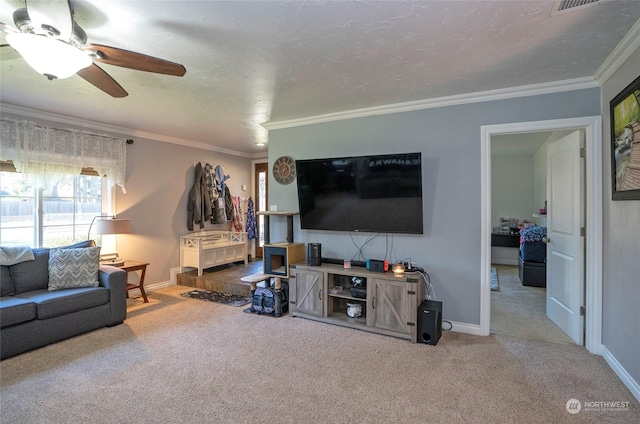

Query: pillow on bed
[48,247,101,291]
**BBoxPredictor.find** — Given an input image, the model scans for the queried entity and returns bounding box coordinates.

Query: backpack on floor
[252,287,274,314]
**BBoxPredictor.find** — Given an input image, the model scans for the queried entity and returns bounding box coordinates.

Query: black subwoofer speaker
[307,243,322,266]
[417,300,442,346]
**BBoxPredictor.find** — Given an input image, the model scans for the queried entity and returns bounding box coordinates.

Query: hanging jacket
[187,163,211,231]
[246,197,257,239]
[214,164,231,193]
[225,185,234,223]
[204,163,216,221]
[213,164,229,224]
[231,196,244,232]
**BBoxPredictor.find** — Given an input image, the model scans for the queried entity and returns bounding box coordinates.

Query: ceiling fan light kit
[6,32,92,80]
[1,1,186,96]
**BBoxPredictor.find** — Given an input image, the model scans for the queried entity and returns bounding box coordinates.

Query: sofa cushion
[48,247,101,291]
[14,287,109,320]
[10,248,50,294]
[8,241,98,294]
[1,266,14,296]
[60,240,97,250]
[0,297,37,328]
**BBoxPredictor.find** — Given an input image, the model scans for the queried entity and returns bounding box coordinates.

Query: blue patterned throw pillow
[48,247,101,291]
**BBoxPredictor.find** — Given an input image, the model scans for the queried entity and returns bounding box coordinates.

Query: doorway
[489,131,576,344]
[480,116,603,355]
[254,162,268,258]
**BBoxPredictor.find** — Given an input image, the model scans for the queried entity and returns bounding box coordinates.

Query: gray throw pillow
[48,247,101,291]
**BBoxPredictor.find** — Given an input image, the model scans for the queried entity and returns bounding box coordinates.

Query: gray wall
[268,88,600,326]
[491,154,535,226]
[115,137,254,286]
[0,110,255,287]
[533,138,548,216]
[601,47,640,384]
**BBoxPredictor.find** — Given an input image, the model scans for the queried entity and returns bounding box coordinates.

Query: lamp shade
[6,33,92,79]
[95,218,132,235]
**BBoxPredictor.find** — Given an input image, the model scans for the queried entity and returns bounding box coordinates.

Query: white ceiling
[1,0,639,157]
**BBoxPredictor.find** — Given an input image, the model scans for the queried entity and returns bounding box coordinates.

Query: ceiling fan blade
[0,44,21,61]
[82,44,186,77]
[76,63,128,98]
[0,21,19,34]
[26,0,73,41]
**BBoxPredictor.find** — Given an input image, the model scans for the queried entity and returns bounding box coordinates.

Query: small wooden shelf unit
[180,231,248,276]
[263,242,305,278]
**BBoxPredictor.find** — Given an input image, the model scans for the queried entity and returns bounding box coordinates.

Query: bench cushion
[14,287,109,320]
[0,297,37,328]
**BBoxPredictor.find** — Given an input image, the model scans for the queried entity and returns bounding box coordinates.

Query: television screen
[295,152,423,234]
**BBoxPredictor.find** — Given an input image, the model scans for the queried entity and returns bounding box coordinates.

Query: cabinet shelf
[328,313,367,326]
[327,292,362,301]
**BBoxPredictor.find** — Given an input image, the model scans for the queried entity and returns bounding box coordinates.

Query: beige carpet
[490,264,574,344]
[1,285,637,424]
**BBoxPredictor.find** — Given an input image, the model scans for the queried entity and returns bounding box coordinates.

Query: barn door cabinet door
[289,268,324,317]
[371,279,415,337]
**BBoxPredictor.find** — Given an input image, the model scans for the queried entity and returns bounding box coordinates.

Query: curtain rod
[1,117,133,144]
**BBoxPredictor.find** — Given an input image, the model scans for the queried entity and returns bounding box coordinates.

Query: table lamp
[88,215,132,266]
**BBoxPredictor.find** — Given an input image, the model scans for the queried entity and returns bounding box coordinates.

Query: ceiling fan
[0,0,186,97]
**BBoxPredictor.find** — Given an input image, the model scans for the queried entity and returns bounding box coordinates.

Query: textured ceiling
[1,0,639,156]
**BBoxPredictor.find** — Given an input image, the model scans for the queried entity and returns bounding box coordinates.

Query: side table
[117,260,150,303]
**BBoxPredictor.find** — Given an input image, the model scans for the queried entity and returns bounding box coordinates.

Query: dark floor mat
[180,289,251,307]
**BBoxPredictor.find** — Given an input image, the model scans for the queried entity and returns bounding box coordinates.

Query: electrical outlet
[269,205,278,212]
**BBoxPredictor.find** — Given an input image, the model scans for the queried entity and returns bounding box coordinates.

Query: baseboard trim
[128,267,181,297]
[128,280,175,298]
[448,321,483,336]
[601,345,640,402]
[170,267,181,285]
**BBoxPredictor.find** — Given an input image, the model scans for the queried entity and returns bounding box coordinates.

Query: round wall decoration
[273,156,296,185]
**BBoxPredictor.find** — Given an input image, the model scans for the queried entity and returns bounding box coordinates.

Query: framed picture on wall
[611,75,640,200]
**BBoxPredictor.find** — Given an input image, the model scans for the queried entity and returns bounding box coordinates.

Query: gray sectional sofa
[0,241,127,360]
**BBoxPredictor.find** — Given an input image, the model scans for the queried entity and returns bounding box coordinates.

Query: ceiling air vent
[551,0,611,16]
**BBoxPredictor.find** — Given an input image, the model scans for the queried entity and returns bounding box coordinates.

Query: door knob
[543,237,550,243]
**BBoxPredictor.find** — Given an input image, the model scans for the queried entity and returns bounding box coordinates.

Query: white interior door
[546,130,585,344]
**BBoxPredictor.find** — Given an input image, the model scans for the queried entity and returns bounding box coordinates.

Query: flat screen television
[295,152,423,234]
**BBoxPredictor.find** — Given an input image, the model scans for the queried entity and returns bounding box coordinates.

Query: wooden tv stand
[289,262,425,342]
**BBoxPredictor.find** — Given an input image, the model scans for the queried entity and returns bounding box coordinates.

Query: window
[0,171,108,248]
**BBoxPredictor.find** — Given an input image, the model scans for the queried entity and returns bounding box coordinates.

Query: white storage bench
[180,231,248,276]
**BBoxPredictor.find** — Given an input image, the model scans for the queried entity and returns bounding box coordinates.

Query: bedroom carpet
[490,264,573,344]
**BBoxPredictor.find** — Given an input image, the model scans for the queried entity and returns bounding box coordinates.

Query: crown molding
[263,77,599,131]
[594,18,640,85]
[0,103,257,158]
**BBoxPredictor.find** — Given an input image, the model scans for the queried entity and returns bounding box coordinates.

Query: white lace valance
[0,118,127,192]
